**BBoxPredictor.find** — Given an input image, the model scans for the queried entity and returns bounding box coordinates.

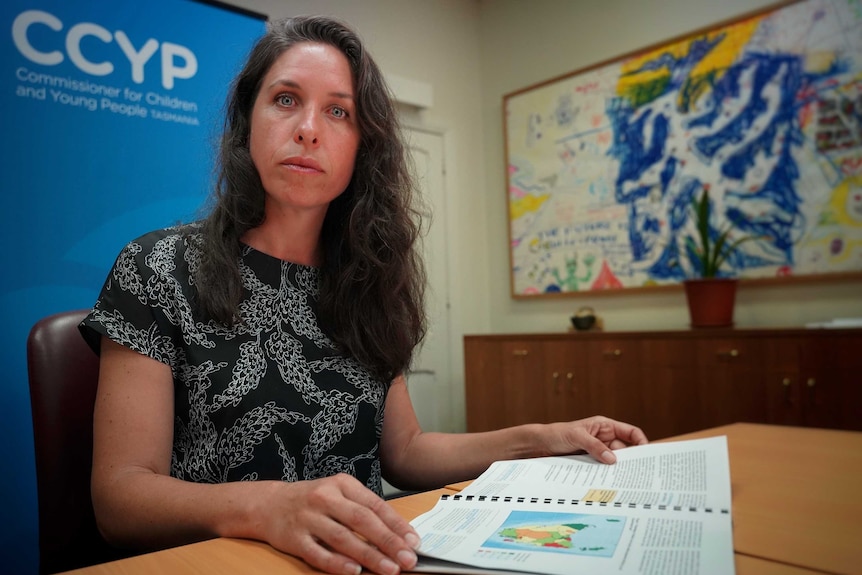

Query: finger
[631,426,649,444]
[577,432,618,463]
[615,422,648,445]
[329,487,418,571]
[342,479,421,548]
[318,517,410,575]
[608,439,628,451]
[291,532,363,575]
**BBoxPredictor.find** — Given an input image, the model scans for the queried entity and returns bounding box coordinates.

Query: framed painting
[504,0,862,297]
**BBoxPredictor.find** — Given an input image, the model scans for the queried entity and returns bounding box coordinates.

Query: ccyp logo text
[12,9,198,89]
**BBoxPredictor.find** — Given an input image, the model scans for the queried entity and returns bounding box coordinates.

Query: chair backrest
[27,310,129,574]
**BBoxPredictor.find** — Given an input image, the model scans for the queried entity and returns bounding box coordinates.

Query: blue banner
[0,1,265,572]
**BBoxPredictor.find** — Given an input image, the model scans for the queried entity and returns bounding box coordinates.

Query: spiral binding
[440,493,729,514]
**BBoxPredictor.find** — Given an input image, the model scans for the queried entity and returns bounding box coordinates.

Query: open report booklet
[408,436,733,575]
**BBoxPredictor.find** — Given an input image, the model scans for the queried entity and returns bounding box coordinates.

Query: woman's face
[249,42,360,217]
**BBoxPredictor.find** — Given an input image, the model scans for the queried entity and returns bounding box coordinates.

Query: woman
[81,16,646,575]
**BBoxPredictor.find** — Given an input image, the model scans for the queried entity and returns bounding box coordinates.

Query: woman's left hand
[543,416,648,463]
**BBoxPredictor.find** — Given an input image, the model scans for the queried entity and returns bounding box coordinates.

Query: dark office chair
[27,309,130,574]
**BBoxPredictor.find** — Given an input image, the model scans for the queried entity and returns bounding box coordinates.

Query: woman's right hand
[258,473,420,575]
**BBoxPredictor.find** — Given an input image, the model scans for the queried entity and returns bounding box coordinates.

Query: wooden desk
[668,423,862,575]
[734,555,828,575]
[64,424,861,575]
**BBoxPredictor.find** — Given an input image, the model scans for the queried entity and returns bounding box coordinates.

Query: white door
[404,128,452,433]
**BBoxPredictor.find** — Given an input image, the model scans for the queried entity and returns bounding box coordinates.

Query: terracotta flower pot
[683,278,738,328]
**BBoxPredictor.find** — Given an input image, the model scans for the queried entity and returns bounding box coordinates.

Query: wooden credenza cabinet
[464,329,862,439]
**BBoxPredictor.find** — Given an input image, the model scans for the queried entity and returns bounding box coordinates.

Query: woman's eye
[276,94,295,107]
[331,106,347,118]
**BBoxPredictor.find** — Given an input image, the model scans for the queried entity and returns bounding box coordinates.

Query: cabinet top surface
[465,327,862,340]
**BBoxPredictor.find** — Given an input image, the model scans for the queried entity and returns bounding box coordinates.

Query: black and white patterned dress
[80,224,388,495]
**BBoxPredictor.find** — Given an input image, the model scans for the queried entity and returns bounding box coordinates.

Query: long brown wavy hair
[194,16,426,383]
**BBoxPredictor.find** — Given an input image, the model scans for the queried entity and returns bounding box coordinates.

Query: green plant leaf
[694,192,711,275]
[709,224,734,276]
[687,188,757,278]
[713,234,758,273]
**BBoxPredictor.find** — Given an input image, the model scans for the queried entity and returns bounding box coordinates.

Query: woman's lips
[282,156,323,173]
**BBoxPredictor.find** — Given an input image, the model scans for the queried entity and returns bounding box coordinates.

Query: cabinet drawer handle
[717,349,739,358]
[512,349,529,356]
[603,349,622,358]
[806,378,816,388]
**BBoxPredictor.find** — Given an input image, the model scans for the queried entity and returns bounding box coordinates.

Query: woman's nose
[293,112,319,146]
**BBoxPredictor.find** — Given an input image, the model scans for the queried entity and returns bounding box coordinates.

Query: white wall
[477,0,862,334]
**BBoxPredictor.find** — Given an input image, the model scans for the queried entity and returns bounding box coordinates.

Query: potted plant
[683,188,756,328]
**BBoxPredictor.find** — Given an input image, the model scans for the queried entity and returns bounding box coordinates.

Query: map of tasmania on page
[409,436,733,575]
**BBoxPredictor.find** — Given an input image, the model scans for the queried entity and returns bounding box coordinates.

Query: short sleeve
[79,228,189,368]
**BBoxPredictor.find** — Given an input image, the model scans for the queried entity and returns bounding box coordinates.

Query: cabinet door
[763,338,804,427]
[640,338,700,439]
[696,337,768,428]
[800,334,862,430]
[497,340,547,427]
[835,368,862,431]
[543,340,590,423]
[587,339,643,425]
[464,338,504,432]
[465,338,548,431]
